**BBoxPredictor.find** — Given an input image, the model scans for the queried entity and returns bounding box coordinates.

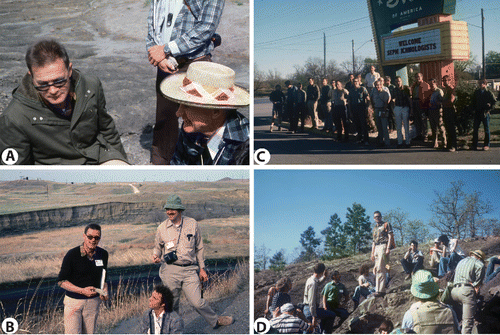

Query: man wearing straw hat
[152,195,233,328]
[146,0,224,164]
[400,270,459,333]
[160,61,249,165]
[450,249,486,334]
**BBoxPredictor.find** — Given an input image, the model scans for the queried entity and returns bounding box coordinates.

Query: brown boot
[215,315,233,328]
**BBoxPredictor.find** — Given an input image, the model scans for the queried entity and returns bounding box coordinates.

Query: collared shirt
[373,221,392,245]
[153,310,165,335]
[146,0,224,59]
[306,84,319,101]
[270,313,309,333]
[453,256,485,288]
[207,123,226,160]
[303,274,325,317]
[393,85,411,107]
[372,89,390,109]
[365,72,380,88]
[404,249,424,263]
[430,88,444,109]
[153,216,205,268]
[330,88,349,106]
[402,301,459,332]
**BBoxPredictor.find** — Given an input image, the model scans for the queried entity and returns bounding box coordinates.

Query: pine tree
[321,213,348,259]
[298,226,321,261]
[344,203,371,254]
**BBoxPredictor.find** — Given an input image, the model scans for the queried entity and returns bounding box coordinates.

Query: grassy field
[0,216,249,284]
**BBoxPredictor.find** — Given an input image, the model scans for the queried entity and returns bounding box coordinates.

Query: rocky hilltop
[254,236,500,333]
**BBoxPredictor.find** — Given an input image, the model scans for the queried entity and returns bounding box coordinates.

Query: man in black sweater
[58,224,108,334]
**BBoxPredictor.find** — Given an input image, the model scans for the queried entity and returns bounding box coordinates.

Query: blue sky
[254,169,500,261]
[0,169,249,183]
[254,0,500,77]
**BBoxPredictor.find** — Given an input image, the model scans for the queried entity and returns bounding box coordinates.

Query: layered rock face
[0,201,248,236]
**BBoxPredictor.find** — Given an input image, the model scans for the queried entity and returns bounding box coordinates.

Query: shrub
[454,80,477,136]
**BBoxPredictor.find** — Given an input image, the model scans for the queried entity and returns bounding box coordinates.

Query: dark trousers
[351,104,368,142]
[297,102,307,131]
[401,257,424,274]
[333,104,349,140]
[412,100,428,140]
[443,107,457,149]
[289,105,299,132]
[152,55,211,165]
[472,111,491,148]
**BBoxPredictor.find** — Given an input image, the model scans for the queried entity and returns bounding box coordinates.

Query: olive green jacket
[0,70,128,165]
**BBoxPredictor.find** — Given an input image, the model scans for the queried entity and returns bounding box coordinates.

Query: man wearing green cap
[401,270,459,334]
[450,250,486,334]
[152,194,233,328]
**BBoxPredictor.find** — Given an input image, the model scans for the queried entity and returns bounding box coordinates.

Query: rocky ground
[254,236,500,333]
[0,0,249,165]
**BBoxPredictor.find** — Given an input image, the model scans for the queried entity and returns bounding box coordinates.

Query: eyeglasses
[33,77,69,92]
[86,235,101,241]
[374,215,381,219]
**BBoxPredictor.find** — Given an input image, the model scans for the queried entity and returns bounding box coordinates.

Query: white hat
[160,61,249,109]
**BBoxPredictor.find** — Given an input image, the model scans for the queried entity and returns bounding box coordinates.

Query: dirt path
[0,0,249,164]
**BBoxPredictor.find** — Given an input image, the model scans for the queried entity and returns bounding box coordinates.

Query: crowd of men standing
[269,66,497,151]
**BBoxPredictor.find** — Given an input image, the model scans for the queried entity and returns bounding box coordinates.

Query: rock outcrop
[0,201,248,236]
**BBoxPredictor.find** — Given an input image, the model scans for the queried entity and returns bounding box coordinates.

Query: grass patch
[6,262,248,334]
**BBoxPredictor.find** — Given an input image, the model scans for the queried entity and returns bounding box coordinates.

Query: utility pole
[352,40,355,74]
[323,32,326,77]
[482,8,485,79]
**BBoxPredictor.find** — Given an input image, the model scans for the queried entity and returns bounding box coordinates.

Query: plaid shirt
[170,110,249,165]
[146,0,224,59]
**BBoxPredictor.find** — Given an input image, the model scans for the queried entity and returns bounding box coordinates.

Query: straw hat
[160,61,249,109]
[411,270,439,299]
[470,250,485,262]
[163,194,185,211]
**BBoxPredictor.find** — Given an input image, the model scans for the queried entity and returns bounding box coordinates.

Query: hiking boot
[215,315,233,328]
[373,292,386,297]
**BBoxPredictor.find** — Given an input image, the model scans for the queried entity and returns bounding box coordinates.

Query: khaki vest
[410,300,457,334]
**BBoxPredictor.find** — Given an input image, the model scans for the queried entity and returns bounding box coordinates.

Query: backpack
[383,222,396,250]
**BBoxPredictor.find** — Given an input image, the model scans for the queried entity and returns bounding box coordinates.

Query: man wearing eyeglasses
[58,224,108,334]
[0,39,128,165]
[370,211,394,297]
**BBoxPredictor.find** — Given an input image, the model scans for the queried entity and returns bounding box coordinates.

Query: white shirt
[365,72,380,88]
[152,310,164,335]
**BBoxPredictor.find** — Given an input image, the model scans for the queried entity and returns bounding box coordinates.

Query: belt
[454,283,472,288]
[376,242,387,246]
[172,263,194,267]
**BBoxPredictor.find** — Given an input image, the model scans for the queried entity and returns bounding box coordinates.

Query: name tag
[95,259,104,266]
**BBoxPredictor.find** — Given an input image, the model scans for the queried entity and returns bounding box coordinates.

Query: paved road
[254,98,500,165]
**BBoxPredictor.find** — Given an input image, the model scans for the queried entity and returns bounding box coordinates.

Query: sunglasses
[86,235,101,241]
[33,78,69,92]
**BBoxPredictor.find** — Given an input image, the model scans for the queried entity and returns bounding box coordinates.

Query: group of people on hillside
[262,210,500,334]
[270,66,497,151]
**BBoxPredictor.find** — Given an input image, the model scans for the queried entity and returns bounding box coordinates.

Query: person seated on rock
[428,238,443,268]
[437,235,466,278]
[270,277,292,318]
[270,303,312,334]
[401,240,424,280]
[322,271,350,328]
[264,281,279,319]
[141,285,184,334]
[159,61,249,165]
[302,263,336,333]
[352,263,376,308]
[401,270,459,334]
[0,39,128,165]
[485,255,500,284]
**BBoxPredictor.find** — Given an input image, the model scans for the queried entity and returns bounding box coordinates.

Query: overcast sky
[255,0,500,77]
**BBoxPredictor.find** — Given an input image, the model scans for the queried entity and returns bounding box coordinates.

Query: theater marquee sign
[381,20,469,66]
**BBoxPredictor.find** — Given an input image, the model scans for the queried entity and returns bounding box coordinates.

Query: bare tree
[384,208,409,246]
[405,219,430,244]
[430,181,493,239]
[255,244,271,270]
